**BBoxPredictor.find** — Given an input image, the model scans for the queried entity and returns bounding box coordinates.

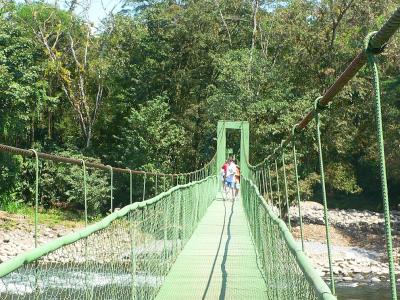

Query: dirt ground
[291,223,400,262]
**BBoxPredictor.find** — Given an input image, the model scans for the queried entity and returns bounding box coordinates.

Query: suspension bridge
[1,6,400,300]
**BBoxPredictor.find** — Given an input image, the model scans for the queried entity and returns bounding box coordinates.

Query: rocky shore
[289,202,400,284]
[0,211,82,263]
[1,203,399,286]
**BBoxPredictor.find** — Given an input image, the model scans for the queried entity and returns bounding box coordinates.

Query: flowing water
[1,267,399,299]
[336,282,400,300]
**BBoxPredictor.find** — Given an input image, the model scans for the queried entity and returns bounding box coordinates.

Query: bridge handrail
[0,143,216,177]
[0,175,216,278]
[243,177,336,300]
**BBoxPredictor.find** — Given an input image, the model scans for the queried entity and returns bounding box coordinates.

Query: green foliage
[116,95,187,171]
[0,0,399,213]
[0,150,109,216]
[0,154,23,207]
[26,151,109,215]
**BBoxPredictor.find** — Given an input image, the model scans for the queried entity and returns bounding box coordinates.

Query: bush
[2,150,110,216]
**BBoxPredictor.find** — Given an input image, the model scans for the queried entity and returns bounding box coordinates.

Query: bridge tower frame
[217,121,250,181]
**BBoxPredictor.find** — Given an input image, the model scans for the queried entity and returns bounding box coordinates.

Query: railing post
[292,125,305,252]
[267,163,273,204]
[107,165,114,212]
[155,173,158,195]
[29,149,40,300]
[142,173,147,201]
[274,158,282,218]
[365,32,397,300]
[314,97,335,295]
[281,143,291,231]
[81,160,88,226]
[127,169,136,299]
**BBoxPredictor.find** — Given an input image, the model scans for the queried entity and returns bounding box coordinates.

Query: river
[336,282,400,300]
[1,267,399,299]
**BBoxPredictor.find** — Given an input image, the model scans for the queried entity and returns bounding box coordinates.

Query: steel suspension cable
[274,159,282,217]
[281,145,291,231]
[155,173,158,195]
[82,159,89,299]
[30,149,39,248]
[107,165,114,212]
[128,169,136,299]
[314,98,335,295]
[248,7,400,171]
[143,174,147,201]
[365,31,397,300]
[292,125,305,252]
[81,160,88,226]
[267,163,273,203]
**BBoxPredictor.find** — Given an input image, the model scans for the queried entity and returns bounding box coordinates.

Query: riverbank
[1,202,399,285]
[0,210,83,263]
[289,201,400,284]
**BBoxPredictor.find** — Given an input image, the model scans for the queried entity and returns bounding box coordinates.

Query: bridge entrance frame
[216,121,250,183]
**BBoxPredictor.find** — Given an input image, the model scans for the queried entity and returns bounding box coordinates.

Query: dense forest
[0,0,399,215]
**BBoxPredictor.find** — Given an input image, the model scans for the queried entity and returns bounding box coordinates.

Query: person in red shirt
[221,159,230,192]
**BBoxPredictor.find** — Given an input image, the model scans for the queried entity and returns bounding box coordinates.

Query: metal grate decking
[155,192,268,299]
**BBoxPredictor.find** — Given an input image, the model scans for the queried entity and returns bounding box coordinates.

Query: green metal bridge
[1,6,400,300]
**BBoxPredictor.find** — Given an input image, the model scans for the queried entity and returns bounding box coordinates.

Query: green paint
[365,32,397,300]
[156,194,268,300]
[0,121,336,299]
[216,120,250,180]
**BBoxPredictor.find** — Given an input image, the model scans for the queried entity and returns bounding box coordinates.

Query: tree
[15,3,106,148]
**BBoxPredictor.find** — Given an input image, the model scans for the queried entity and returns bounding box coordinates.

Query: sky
[85,0,124,26]
[15,0,125,26]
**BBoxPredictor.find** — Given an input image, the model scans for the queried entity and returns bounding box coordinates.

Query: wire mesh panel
[241,177,336,300]
[0,176,217,299]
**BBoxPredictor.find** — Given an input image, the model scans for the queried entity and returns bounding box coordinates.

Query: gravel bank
[0,211,82,263]
[289,202,400,283]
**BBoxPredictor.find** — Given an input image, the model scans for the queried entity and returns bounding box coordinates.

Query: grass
[0,200,86,228]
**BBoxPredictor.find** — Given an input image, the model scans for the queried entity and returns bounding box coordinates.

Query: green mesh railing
[242,177,336,300]
[245,6,400,300]
[0,176,218,299]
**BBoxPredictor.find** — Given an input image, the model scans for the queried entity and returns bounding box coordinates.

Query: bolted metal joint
[365,31,387,55]
[292,124,301,136]
[314,96,330,113]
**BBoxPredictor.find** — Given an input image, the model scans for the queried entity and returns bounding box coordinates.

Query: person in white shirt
[226,160,236,199]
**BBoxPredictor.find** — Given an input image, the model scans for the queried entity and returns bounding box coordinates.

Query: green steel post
[262,166,269,202]
[292,126,305,252]
[128,170,132,205]
[81,160,89,299]
[274,159,282,218]
[30,149,39,248]
[260,168,265,197]
[314,98,335,295]
[81,160,88,226]
[281,146,291,231]
[365,32,397,300]
[155,173,158,195]
[267,163,273,203]
[30,149,40,300]
[127,169,136,299]
[143,173,147,201]
[107,165,114,212]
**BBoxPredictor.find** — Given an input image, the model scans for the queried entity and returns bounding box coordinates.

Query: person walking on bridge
[235,165,240,198]
[226,159,237,200]
[221,159,229,192]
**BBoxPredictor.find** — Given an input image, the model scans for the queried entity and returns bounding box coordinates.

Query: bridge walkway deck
[155,192,268,299]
